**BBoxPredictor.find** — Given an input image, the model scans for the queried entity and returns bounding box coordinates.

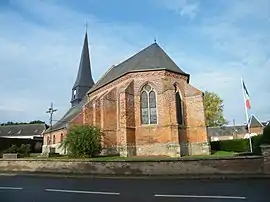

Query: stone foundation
[42,142,210,157]
[135,143,181,157]
[100,147,119,156]
[119,146,136,157]
[180,142,210,156]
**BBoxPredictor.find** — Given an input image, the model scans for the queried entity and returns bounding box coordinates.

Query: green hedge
[211,135,263,153]
[211,125,270,154]
[211,139,249,152]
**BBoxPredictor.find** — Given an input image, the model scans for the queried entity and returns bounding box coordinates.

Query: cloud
[0,0,152,123]
[0,0,269,126]
[156,0,199,19]
[157,0,270,123]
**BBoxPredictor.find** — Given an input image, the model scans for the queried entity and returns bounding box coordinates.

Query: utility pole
[46,102,57,146]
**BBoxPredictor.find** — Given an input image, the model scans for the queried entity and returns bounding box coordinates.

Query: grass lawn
[25,151,235,161]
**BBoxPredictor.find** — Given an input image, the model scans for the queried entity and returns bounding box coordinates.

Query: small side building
[0,123,46,140]
[208,115,265,142]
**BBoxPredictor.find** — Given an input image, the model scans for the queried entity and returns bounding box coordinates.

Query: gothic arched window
[175,85,183,125]
[140,84,157,124]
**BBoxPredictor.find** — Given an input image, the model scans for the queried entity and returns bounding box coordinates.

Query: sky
[0,0,269,125]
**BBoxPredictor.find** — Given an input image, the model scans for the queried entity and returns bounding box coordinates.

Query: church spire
[70,31,94,107]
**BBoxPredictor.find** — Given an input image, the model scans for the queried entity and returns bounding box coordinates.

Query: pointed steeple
[71,31,94,107]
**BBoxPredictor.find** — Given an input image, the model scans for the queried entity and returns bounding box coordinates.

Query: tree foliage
[0,120,45,126]
[60,125,101,158]
[203,91,228,127]
[261,124,270,145]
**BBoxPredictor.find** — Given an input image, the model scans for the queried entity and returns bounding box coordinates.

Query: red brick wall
[250,126,263,134]
[83,70,209,156]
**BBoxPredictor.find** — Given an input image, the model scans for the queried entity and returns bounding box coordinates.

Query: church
[42,31,210,157]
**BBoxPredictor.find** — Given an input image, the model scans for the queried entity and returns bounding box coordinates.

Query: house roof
[248,115,264,128]
[262,120,269,126]
[88,42,189,94]
[207,125,247,137]
[0,124,46,137]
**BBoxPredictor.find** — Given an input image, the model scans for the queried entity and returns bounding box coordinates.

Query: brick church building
[42,32,210,157]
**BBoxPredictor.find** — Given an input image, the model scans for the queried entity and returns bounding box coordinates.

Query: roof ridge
[249,114,264,127]
[87,42,189,94]
[92,65,116,88]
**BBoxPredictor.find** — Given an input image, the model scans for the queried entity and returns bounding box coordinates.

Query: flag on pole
[242,80,251,109]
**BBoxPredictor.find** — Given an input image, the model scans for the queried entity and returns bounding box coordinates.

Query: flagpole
[241,77,253,153]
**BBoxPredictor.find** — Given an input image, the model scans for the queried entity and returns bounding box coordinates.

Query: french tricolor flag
[242,79,251,109]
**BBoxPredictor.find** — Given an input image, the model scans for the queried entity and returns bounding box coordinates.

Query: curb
[1,172,270,180]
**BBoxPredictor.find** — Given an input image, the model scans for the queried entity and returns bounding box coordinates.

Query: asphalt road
[0,174,269,202]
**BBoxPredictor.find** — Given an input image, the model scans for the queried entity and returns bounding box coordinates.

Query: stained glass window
[140,85,157,124]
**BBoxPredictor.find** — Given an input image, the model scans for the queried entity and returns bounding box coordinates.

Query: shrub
[251,135,263,154]
[4,144,18,153]
[2,144,31,157]
[261,124,270,144]
[60,125,101,158]
[211,139,250,152]
[18,144,31,156]
[211,133,266,155]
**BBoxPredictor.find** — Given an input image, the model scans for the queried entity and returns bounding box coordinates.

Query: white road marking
[45,188,120,195]
[0,187,23,190]
[154,194,247,200]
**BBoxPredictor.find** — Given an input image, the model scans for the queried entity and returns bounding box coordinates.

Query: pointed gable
[88,42,189,94]
[249,115,264,128]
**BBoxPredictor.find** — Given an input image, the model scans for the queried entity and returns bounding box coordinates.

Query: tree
[60,125,101,158]
[203,91,228,127]
[29,120,45,124]
[0,120,45,126]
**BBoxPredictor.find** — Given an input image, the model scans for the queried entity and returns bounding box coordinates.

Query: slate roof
[72,32,94,89]
[0,124,46,137]
[45,32,95,133]
[248,115,264,128]
[88,42,189,94]
[44,96,87,133]
[207,125,247,137]
[71,32,95,106]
